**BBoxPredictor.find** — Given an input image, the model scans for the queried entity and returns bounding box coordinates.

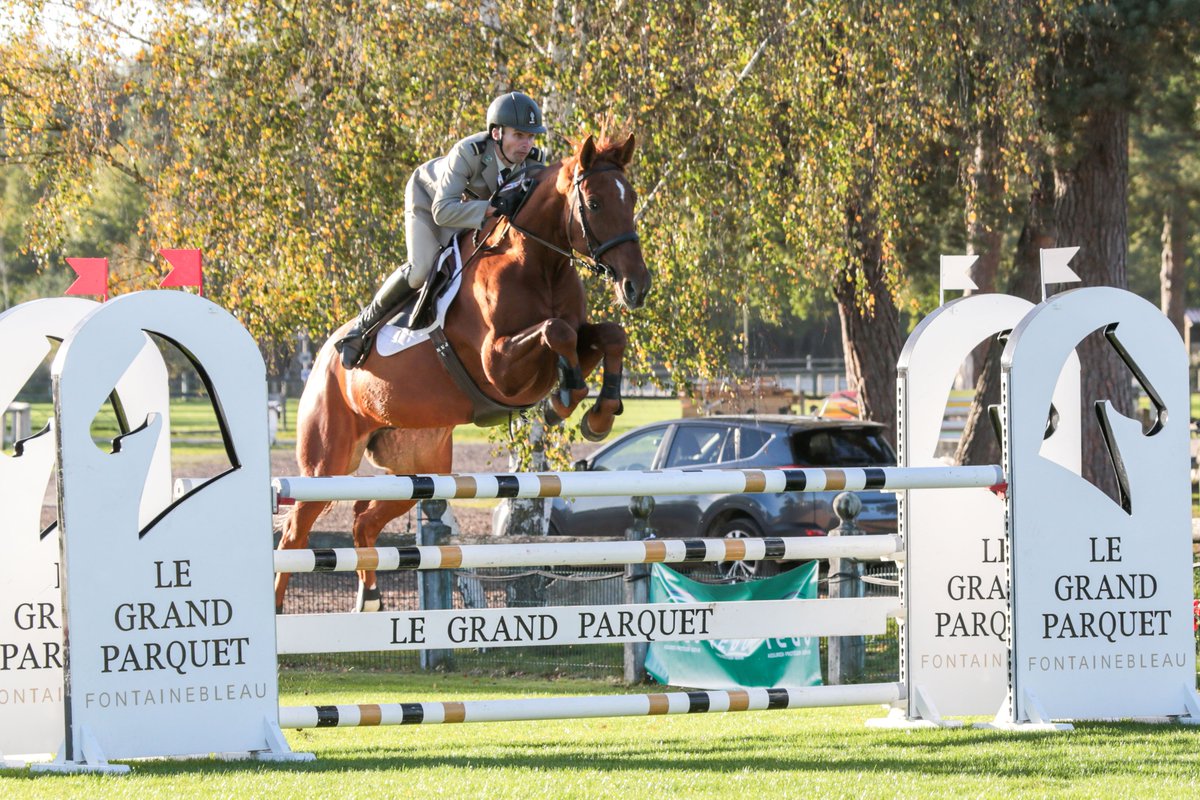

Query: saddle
[385,250,456,331]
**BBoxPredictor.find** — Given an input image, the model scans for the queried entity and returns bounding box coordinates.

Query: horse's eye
[588,199,600,210]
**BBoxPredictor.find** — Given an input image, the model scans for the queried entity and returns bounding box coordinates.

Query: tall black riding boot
[336,266,418,369]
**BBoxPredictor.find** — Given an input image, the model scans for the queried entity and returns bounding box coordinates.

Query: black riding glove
[489,179,528,218]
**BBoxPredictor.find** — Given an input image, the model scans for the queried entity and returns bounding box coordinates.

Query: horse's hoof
[542,398,565,427]
[356,583,383,612]
[580,406,612,442]
[275,604,284,615]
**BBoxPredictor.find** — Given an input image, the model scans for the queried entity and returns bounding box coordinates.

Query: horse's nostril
[623,279,636,303]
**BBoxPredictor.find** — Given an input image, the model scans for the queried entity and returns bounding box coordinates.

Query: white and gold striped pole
[273,465,1005,505]
[277,683,903,729]
[272,534,903,574]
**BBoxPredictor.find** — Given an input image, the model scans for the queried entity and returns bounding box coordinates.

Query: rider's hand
[490,178,528,219]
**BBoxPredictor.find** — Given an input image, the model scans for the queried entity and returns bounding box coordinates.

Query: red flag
[65,257,109,301]
[159,249,203,294]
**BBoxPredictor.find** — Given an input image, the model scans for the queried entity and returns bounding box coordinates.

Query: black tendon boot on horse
[337,266,418,369]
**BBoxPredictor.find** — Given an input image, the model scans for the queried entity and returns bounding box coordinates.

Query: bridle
[503,162,639,281]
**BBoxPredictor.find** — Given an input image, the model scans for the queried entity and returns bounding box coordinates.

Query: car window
[790,427,896,467]
[737,427,772,460]
[591,428,665,471]
[665,424,732,468]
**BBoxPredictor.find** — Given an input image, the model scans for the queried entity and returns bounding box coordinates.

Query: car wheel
[710,517,778,581]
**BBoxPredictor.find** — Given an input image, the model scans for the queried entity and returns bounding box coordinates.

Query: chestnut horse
[275,135,652,611]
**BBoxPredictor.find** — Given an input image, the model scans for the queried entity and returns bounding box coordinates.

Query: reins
[503,162,639,281]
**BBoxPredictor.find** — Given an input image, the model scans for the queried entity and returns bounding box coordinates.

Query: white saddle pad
[376,238,464,358]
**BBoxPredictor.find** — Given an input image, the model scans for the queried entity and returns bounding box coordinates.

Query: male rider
[336,91,548,369]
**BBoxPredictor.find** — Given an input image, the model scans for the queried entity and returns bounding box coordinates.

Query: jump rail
[277,683,905,728]
[272,534,904,574]
[273,465,1006,504]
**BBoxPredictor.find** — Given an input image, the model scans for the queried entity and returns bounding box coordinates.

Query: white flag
[1040,247,1081,285]
[940,255,979,293]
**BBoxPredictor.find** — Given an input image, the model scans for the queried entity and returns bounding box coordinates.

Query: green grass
[15,396,683,451]
[3,671,1199,797]
[20,392,1200,451]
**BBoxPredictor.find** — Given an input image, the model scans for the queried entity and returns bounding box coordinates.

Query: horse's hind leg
[274,355,369,612]
[351,427,453,611]
[576,321,627,441]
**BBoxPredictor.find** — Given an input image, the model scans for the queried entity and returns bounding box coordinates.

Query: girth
[427,327,535,427]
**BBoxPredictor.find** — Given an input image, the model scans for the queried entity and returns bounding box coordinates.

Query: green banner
[645,562,822,689]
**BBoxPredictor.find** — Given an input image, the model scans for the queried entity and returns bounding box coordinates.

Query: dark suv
[550,415,898,578]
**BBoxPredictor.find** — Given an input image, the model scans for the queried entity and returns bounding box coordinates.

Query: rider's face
[492,128,536,164]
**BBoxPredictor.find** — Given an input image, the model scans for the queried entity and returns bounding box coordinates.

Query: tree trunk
[1160,194,1187,338]
[967,120,1005,295]
[961,120,1006,388]
[0,235,8,310]
[479,0,509,93]
[1053,106,1133,498]
[835,198,900,445]
[541,0,585,154]
[955,175,1054,466]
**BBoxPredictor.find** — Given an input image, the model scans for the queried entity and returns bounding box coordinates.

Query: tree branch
[44,0,156,48]
[634,11,805,223]
[445,0,549,59]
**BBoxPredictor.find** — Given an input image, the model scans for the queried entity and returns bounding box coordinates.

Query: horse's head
[559,135,652,310]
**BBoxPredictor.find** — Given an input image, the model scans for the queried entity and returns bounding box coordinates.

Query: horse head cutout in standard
[0,297,173,767]
[276,134,652,612]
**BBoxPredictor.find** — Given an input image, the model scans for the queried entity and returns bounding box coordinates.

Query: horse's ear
[618,134,636,166]
[578,135,596,170]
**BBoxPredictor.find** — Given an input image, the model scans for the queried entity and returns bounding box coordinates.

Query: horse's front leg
[351,499,417,611]
[576,321,627,442]
[482,318,583,403]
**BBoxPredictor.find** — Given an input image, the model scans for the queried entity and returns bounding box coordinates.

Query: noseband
[502,162,639,281]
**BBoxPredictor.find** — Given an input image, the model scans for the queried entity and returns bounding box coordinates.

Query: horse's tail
[292,326,365,481]
[297,327,350,420]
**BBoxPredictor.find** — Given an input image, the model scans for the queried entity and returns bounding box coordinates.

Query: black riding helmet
[486,91,547,134]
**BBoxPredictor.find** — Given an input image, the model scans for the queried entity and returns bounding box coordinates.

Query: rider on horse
[336,91,549,369]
